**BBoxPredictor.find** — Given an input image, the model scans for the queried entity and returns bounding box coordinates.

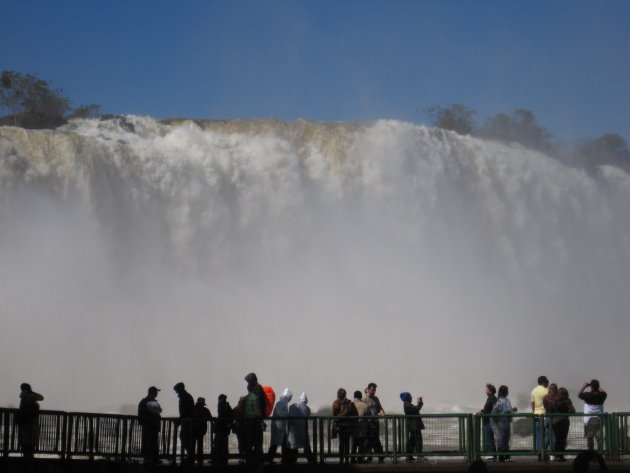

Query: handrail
[2,408,629,463]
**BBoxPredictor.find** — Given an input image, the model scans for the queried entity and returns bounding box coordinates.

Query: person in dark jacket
[578,380,607,451]
[332,388,358,464]
[212,394,233,464]
[401,392,426,462]
[138,386,162,465]
[477,384,497,460]
[244,373,267,416]
[351,391,369,462]
[551,387,575,462]
[174,382,195,464]
[16,383,44,459]
[193,397,212,464]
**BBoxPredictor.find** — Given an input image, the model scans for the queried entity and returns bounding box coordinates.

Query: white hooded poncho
[270,388,292,446]
[288,392,311,449]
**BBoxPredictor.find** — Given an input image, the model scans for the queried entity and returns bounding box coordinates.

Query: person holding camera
[400,392,426,462]
[578,380,607,451]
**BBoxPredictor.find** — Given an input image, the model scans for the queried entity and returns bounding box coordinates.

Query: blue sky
[2,0,629,141]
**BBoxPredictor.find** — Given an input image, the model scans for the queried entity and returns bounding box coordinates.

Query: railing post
[120,417,128,461]
[172,421,179,465]
[2,411,8,457]
[467,414,476,461]
[311,416,318,463]
[391,416,398,464]
[318,417,325,464]
[65,414,73,460]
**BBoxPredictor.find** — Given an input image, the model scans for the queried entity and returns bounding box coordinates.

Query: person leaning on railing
[476,383,497,461]
[490,385,517,463]
[15,383,44,460]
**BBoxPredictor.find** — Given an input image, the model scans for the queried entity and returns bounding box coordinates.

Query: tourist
[477,383,497,460]
[351,390,368,462]
[212,394,233,464]
[363,383,385,463]
[16,383,44,460]
[138,386,162,465]
[531,375,549,459]
[400,392,425,462]
[288,392,315,463]
[268,388,293,464]
[332,388,357,464]
[173,382,195,464]
[551,387,575,461]
[578,380,607,451]
[491,385,517,462]
[193,397,212,464]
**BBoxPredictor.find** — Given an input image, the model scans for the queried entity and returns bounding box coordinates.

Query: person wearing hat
[16,383,44,459]
[193,397,212,464]
[213,394,234,464]
[400,392,425,462]
[138,386,162,465]
[173,382,196,464]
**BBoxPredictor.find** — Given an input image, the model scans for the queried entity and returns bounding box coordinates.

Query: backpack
[263,386,276,417]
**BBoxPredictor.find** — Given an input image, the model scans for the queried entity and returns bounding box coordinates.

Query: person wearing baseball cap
[138,386,162,465]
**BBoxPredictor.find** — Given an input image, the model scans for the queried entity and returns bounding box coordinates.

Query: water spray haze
[1,117,629,415]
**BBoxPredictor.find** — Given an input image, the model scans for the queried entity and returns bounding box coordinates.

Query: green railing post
[467,414,476,461]
[391,417,402,463]
[318,417,324,464]
[311,417,318,464]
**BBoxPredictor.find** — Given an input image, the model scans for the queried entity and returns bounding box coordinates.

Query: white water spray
[1,117,629,415]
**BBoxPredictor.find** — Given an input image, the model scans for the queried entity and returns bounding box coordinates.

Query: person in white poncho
[267,388,292,464]
[287,392,315,463]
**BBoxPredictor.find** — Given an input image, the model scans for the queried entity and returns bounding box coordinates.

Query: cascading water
[1,116,629,414]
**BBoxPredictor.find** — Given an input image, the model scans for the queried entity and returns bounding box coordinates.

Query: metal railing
[3,408,630,463]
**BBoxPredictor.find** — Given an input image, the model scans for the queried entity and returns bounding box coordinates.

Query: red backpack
[262,386,276,417]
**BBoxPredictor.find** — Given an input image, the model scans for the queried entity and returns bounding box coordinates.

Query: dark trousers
[18,420,38,460]
[213,431,230,464]
[365,422,384,459]
[141,425,160,464]
[553,419,570,453]
[195,434,205,463]
[267,437,292,464]
[338,427,351,463]
[180,429,195,464]
[243,418,263,463]
[406,430,423,457]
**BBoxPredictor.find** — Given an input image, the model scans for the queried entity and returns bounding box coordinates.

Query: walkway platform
[3,457,629,473]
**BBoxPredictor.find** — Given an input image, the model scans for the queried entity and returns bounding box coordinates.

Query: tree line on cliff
[0,70,104,129]
[0,70,627,174]
[426,104,629,173]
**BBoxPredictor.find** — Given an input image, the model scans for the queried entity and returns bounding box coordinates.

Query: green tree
[477,109,554,153]
[67,103,103,119]
[0,70,72,128]
[426,104,477,135]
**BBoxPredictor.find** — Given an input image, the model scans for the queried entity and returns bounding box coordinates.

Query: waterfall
[1,116,629,413]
